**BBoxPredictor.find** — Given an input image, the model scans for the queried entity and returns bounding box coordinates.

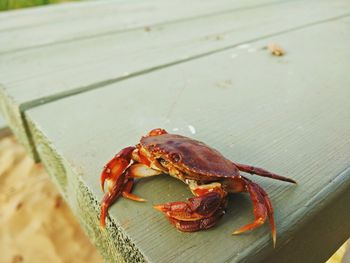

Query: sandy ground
[0,136,103,263]
[327,240,350,263]
[0,134,348,263]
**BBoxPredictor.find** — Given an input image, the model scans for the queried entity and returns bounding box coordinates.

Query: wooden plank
[2,0,349,103]
[25,16,350,262]
[0,0,284,54]
[1,0,349,157]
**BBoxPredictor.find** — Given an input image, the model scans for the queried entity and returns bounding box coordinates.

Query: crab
[99,128,296,246]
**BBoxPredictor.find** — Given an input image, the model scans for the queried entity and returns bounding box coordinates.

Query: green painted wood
[1,0,349,157]
[5,0,347,106]
[25,16,350,263]
[0,0,284,54]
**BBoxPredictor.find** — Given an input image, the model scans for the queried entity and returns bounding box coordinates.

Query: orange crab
[100,128,296,246]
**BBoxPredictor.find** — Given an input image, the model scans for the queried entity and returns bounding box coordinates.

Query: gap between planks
[19,11,350,113]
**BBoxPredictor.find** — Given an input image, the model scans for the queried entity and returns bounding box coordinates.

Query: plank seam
[19,12,350,113]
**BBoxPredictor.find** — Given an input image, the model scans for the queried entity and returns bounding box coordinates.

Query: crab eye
[170,153,181,163]
[158,158,168,166]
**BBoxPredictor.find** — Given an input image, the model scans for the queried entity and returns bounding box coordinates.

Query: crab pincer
[154,189,227,232]
[99,128,296,247]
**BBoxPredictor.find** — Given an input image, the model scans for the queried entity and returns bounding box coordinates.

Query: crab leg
[255,184,276,246]
[229,177,276,247]
[122,164,162,201]
[234,162,297,184]
[122,179,146,202]
[100,147,162,227]
[129,163,162,178]
[100,170,128,227]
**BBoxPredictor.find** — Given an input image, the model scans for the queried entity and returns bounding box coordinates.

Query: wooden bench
[1,0,349,262]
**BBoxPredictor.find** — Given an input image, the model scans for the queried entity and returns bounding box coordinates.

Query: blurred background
[0,0,77,11]
[0,133,103,262]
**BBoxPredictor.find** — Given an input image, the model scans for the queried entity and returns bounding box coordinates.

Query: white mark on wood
[231,54,238,59]
[188,125,196,134]
[237,43,250,49]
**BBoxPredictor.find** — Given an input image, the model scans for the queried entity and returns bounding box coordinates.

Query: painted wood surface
[4,0,349,105]
[1,0,349,157]
[25,16,350,263]
[0,0,284,54]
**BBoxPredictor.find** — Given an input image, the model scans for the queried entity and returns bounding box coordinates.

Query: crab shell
[140,134,240,181]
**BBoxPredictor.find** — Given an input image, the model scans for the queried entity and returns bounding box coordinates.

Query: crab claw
[100,146,135,192]
[154,192,227,231]
[166,210,226,232]
[154,192,222,220]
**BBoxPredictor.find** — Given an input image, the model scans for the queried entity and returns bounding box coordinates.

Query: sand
[0,136,103,263]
